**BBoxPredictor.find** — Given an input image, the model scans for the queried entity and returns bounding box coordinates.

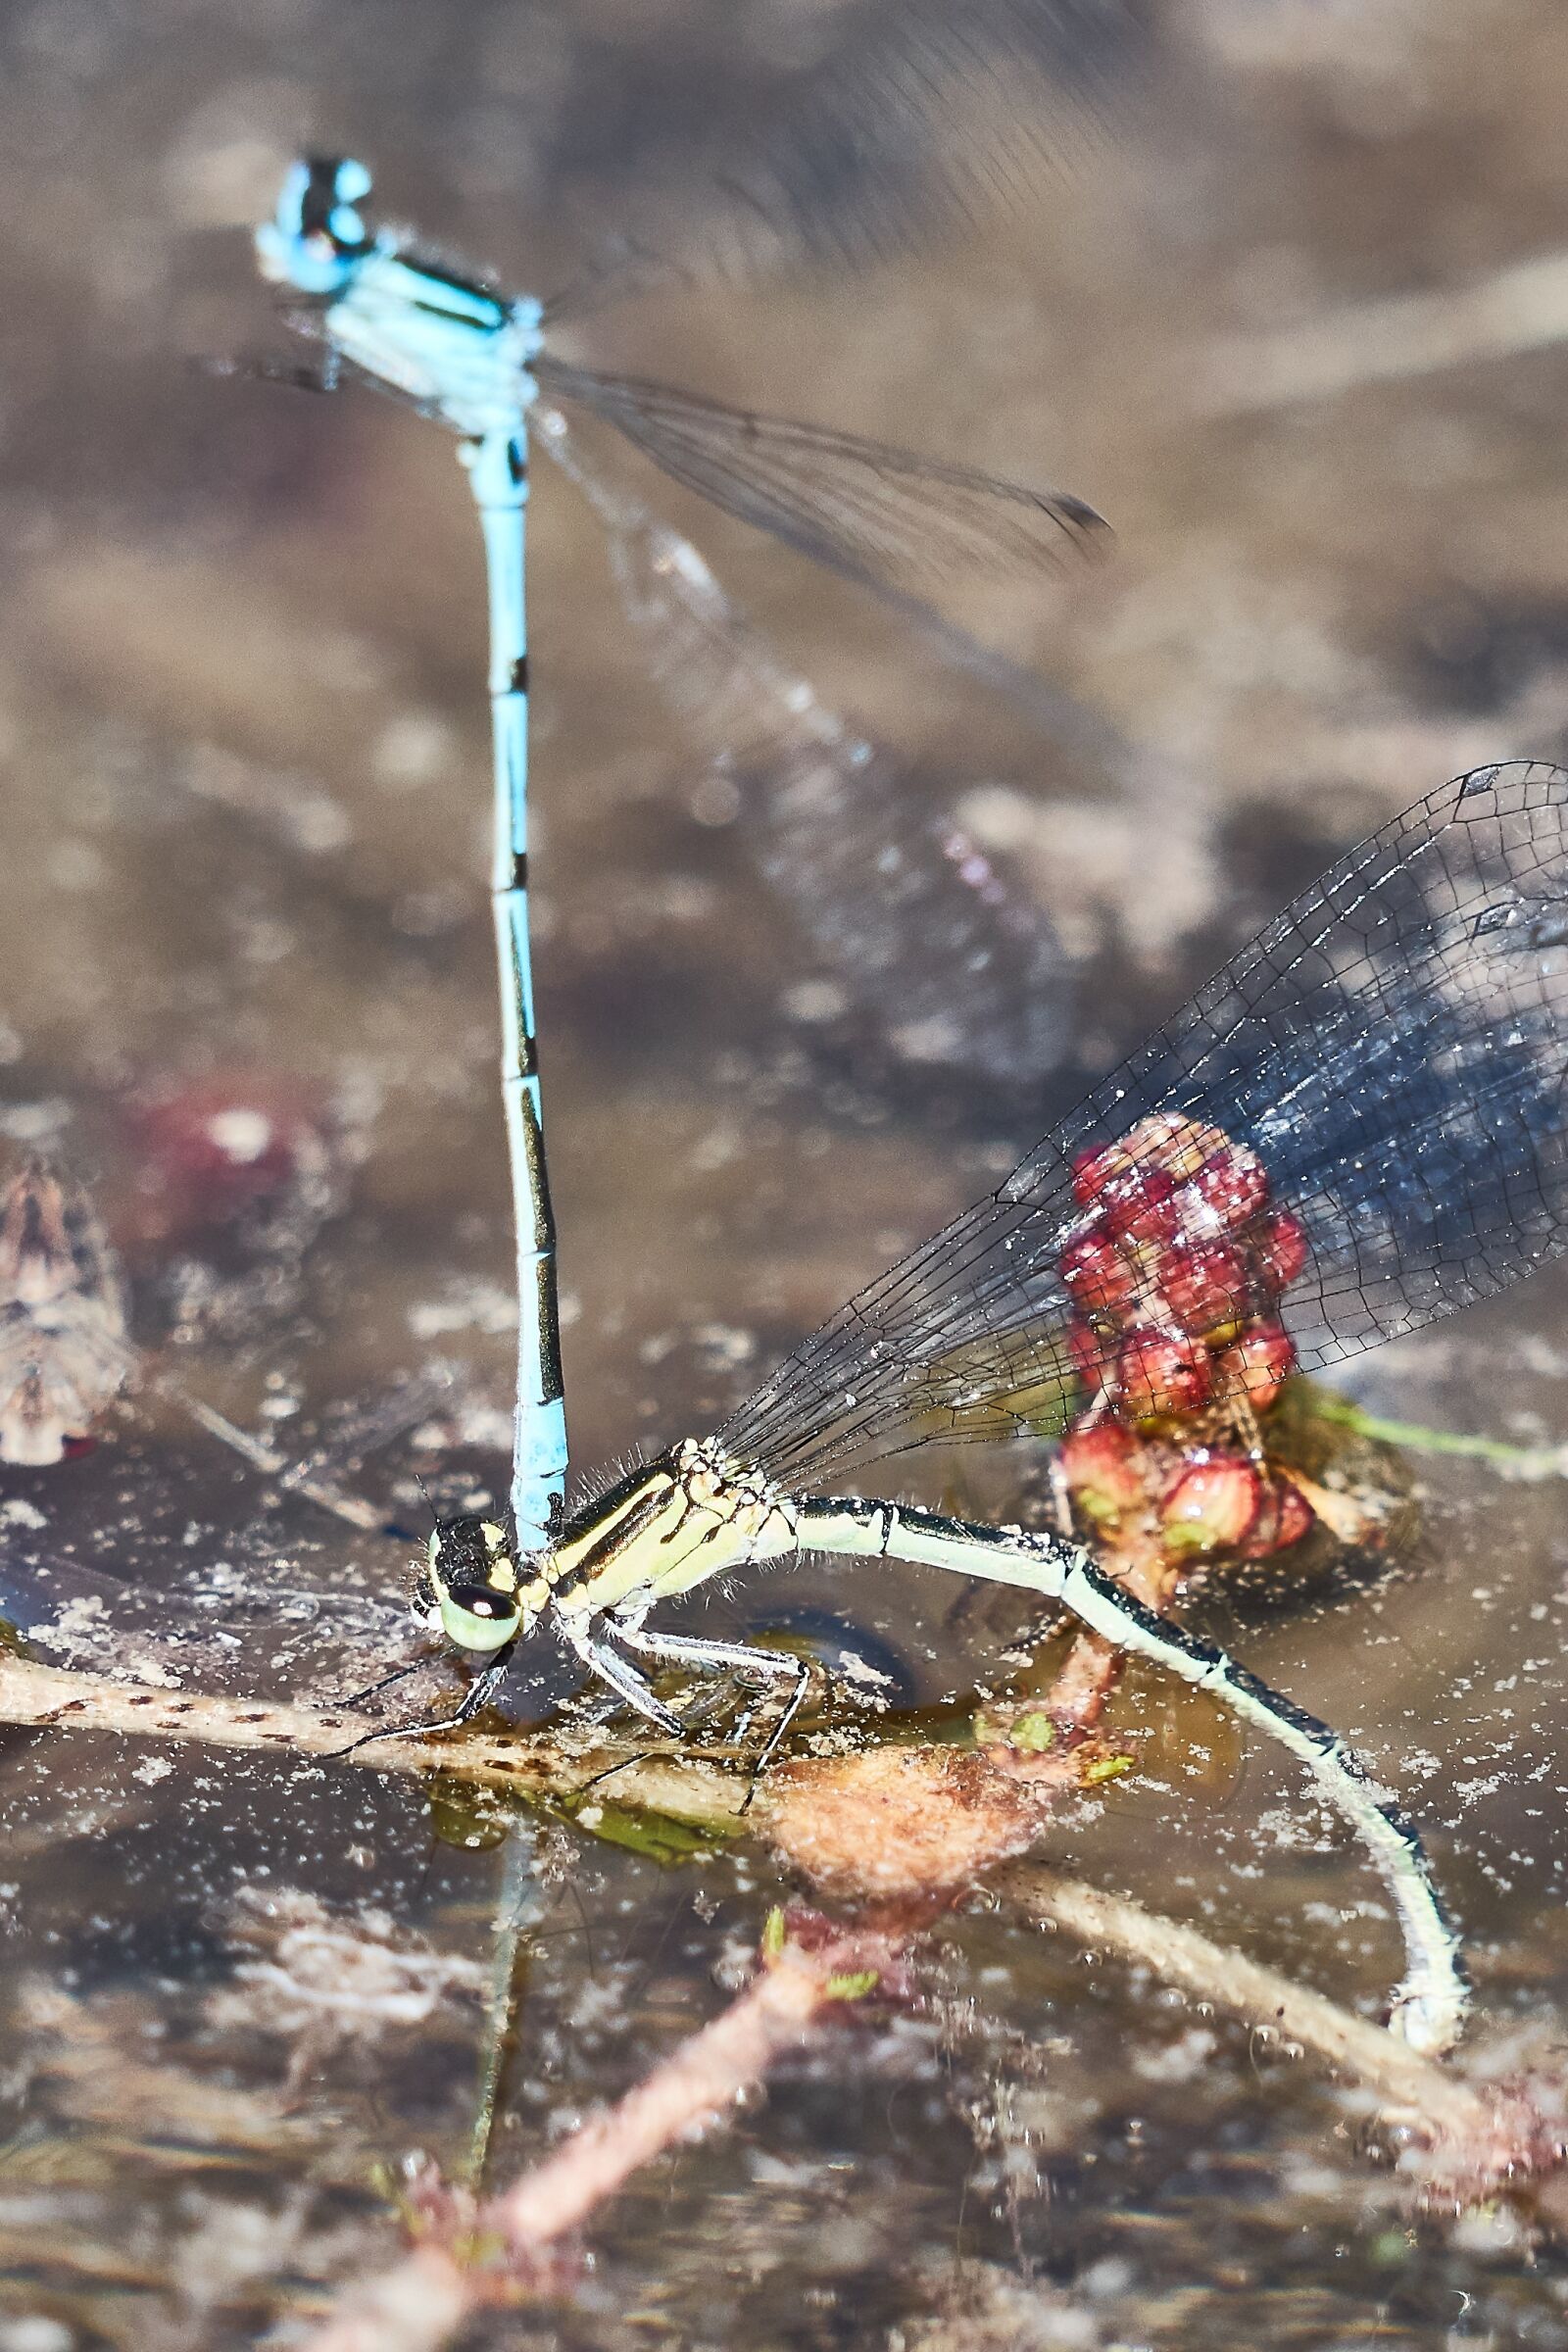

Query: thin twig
[1186,247,1568,417]
[991,1861,1487,2139]
[0,1651,743,1824]
[15,1646,1568,2305]
[295,1923,904,2352]
[10,1650,1559,2191]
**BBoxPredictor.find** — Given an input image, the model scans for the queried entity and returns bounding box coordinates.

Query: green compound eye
[437,1583,522,1655]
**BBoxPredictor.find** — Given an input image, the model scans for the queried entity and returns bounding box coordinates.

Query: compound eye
[446,1583,513,1621]
[437,1581,522,1656]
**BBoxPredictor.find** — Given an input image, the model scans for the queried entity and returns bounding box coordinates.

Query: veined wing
[542,0,1150,323]
[536,358,1106,597]
[540,412,1076,1082]
[720,761,1568,1487]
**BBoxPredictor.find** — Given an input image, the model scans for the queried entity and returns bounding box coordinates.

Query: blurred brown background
[5,3,1568,2343]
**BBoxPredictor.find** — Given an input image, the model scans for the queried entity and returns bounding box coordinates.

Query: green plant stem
[1309,1395,1562,1471]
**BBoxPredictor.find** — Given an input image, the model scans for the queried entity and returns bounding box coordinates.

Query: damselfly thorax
[423,1439,797,1656]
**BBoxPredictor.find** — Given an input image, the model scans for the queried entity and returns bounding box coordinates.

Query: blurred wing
[542,0,1151,321]
[536,358,1107,596]
[721,761,1568,1487]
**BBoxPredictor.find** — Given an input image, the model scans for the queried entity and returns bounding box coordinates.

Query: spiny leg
[564,1622,809,1812]
[613,1620,812,1775]
[326,1643,518,1759]
[556,1615,684,1738]
[334,1655,431,1717]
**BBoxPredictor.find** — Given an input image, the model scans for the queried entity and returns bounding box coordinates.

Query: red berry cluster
[1058,1419,1315,1562]
[1060,1111,1307,1426]
[1055,1113,1317,1562]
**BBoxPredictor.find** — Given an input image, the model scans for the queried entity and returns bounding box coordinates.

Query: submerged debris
[211,1889,487,2057]
[0,1158,135,1465]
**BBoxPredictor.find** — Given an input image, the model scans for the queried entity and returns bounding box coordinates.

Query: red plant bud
[1255,1208,1309,1293]
[1239,1474,1316,1559]
[1098,1164,1182,1247]
[1159,1455,1263,1553]
[1127,1112,1228,1181]
[1273,1477,1315,1549]
[125,1076,324,1245]
[1114,1326,1213,1421]
[1190,1143,1270,1230]
[1217,1318,1297,1412]
[1153,1238,1250,1336]
[1060,1224,1139,1319]
[1060,1421,1148,1527]
[1070,1140,1126,1205]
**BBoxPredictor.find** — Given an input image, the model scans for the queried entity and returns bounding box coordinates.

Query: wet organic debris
[210,1889,489,2088]
[0,1160,134,1467]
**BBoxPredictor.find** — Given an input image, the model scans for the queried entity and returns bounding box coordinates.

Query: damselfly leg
[613,1621,814,1774]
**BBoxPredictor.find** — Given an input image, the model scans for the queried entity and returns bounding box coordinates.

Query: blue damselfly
[245,154,1108,1576]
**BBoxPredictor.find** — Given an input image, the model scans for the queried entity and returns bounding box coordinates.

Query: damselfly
[245,154,1108,1575]
[393,760,1568,2056]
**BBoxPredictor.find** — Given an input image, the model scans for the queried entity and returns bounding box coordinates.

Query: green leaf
[562,1794,733,1862]
[823,1969,880,2001]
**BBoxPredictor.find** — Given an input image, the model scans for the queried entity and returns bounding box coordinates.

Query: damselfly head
[425,1512,539,1655]
[257,158,373,295]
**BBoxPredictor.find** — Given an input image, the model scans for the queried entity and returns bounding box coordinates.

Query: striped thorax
[425,1438,797,1653]
[256,158,543,439]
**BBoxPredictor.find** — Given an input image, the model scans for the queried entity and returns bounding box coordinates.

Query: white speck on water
[0,2316,76,2352]
[409,1279,516,1339]
[0,1100,71,1145]
[783,979,849,1023]
[208,1109,273,1164]
[373,710,459,789]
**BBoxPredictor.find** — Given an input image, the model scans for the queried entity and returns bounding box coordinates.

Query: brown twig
[1186,248,1568,418]
[295,1919,906,2352]
[1040,1522,1177,1735]
[0,1650,743,1825]
[10,1649,1563,2210]
[993,1862,1485,2144]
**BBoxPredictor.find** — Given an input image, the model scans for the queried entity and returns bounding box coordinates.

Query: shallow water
[4,1,1568,2344]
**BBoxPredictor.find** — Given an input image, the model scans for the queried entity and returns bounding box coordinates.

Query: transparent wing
[536,358,1106,597]
[542,415,1076,1081]
[542,0,1151,322]
[720,762,1568,1487]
